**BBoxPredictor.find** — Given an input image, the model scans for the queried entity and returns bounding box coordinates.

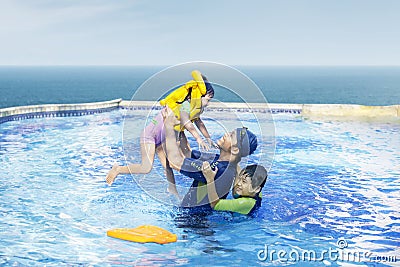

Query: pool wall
[0,99,122,124]
[0,99,399,124]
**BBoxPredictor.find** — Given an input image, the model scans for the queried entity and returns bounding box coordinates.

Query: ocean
[0,66,399,109]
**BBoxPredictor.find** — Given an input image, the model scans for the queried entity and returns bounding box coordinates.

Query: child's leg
[179,132,191,158]
[126,142,156,173]
[106,142,156,185]
[156,145,179,197]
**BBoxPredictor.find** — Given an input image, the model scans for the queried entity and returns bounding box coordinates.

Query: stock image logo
[336,238,348,249]
[121,62,275,206]
[257,238,398,264]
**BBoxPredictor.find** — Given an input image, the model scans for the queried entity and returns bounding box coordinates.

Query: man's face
[217,130,238,152]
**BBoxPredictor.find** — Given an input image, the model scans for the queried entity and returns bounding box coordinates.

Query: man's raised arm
[163,108,185,171]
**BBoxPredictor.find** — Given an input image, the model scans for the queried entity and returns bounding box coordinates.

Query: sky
[0,0,399,66]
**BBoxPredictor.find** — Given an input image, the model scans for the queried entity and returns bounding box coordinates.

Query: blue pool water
[0,110,399,266]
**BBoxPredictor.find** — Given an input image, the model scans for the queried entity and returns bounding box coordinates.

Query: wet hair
[176,86,193,104]
[239,164,268,189]
[236,128,258,158]
[202,75,214,98]
[176,74,213,105]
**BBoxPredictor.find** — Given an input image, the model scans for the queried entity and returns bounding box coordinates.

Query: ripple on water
[0,110,399,265]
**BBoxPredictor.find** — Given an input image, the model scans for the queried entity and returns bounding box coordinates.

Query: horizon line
[1,64,400,67]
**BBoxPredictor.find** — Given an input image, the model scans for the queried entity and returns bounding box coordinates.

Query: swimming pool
[0,109,399,266]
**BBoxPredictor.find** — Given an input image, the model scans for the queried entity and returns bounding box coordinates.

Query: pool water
[0,110,399,266]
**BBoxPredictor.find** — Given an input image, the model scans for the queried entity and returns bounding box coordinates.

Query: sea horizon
[1,65,399,109]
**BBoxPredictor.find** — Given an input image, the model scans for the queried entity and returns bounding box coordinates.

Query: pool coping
[0,99,399,124]
[0,99,122,124]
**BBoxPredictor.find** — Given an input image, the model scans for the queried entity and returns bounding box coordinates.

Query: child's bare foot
[106,164,119,185]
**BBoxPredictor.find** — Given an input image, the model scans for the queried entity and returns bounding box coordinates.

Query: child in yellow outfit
[106,71,215,198]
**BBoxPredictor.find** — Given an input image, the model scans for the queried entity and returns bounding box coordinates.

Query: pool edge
[0,99,399,124]
[0,99,122,124]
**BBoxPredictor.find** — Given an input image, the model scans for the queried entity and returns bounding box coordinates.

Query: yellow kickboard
[107,225,177,244]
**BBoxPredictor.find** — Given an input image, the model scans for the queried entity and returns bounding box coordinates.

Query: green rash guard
[214,193,262,215]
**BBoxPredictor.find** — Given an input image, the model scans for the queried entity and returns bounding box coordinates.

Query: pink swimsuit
[140,111,166,147]
[140,102,194,146]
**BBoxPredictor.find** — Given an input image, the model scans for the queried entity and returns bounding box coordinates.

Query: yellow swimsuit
[159,70,207,131]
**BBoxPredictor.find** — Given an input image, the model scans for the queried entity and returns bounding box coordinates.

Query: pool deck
[0,99,399,124]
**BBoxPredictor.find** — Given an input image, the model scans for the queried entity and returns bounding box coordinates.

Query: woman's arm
[202,161,220,208]
[163,108,208,183]
[163,108,186,171]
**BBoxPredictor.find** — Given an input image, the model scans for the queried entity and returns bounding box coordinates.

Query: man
[163,108,258,208]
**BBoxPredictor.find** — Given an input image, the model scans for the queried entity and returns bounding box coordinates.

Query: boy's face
[232,171,258,198]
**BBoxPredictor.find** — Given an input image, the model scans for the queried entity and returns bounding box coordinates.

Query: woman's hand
[206,138,219,149]
[197,138,211,151]
[202,161,218,183]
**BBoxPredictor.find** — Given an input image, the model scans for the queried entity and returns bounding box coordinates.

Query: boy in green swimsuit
[202,161,268,215]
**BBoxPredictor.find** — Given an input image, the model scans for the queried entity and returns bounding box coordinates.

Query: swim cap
[202,75,214,97]
[236,127,257,157]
